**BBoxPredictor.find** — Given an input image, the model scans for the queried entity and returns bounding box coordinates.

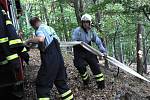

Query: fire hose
[60,41,150,83]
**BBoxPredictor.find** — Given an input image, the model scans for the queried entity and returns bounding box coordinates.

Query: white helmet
[81,13,92,22]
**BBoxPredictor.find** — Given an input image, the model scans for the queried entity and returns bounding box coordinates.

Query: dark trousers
[0,63,24,100]
[36,38,70,98]
[0,84,24,100]
[73,45,101,77]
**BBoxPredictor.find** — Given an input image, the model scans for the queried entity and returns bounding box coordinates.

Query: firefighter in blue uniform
[0,5,24,100]
[27,17,74,100]
[72,14,107,90]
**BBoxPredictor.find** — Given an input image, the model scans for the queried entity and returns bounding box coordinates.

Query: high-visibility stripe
[0,37,8,43]
[95,73,103,78]
[61,90,72,98]
[38,98,50,100]
[22,47,27,52]
[6,20,12,25]
[64,94,73,100]
[96,77,104,82]
[81,72,89,80]
[6,54,18,61]
[0,60,8,65]
[95,73,104,81]
[9,39,22,45]
[82,74,88,80]
[82,72,87,77]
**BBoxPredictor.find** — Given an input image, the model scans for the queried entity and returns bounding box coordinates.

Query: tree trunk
[136,22,143,75]
[79,0,84,14]
[58,1,68,41]
[143,39,147,73]
[113,19,119,60]
[95,11,101,31]
[113,30,118,59]
[143,45,150,74]
[41,0,50,25]
[73,0,81,25]
[143,31,150,74]
[25,3,30,29]
[119,42,124,63]
[93,0,101,32]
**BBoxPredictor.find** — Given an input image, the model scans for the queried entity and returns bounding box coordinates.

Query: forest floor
[24,49,150,100]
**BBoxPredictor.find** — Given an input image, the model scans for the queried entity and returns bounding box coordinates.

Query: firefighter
[72,13,107,90]
[0,5,24,100]
[27,17,74,100]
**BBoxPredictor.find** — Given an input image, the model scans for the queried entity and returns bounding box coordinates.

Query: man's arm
[26,30,45,44]
[27,36,45,43]
[92,32,107,53]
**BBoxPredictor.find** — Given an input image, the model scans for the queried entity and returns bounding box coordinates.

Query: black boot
[97,80,105,90]
[83,77,90,88]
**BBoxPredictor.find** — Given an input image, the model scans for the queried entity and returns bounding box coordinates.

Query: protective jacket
[0,7,24,87]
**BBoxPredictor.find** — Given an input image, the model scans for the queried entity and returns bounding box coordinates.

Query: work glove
[99,52,107,61]
[25,40,33,47]
[102,52,107,58]
[25,40,38,49]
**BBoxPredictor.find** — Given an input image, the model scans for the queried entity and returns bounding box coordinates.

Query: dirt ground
[24,49,150,100]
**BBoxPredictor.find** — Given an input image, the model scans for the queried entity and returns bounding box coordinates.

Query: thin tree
[58,0,68,41]
[136,22,144,75]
